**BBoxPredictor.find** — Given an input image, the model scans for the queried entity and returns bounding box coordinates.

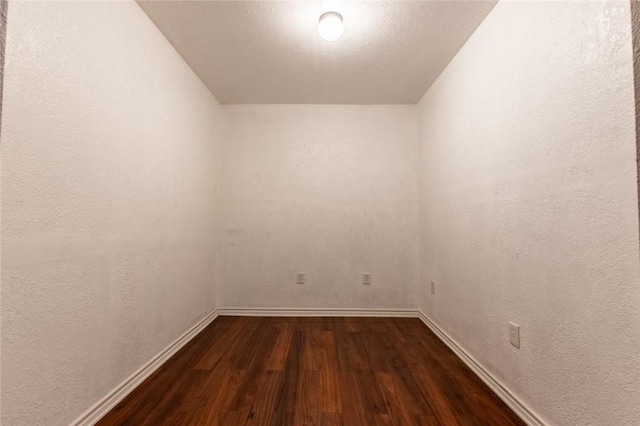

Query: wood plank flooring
[98,317,525,426]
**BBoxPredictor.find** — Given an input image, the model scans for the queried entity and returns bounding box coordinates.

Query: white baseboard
[416,311,545,426]
[218,307,419,317]
[71,309,220,426]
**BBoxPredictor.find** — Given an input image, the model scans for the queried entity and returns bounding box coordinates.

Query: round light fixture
[317,11,344,41]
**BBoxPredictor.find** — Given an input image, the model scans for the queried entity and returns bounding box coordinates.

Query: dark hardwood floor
[98,317,524,425]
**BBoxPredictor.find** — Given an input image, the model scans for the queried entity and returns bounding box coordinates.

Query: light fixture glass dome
[318,11,344,41]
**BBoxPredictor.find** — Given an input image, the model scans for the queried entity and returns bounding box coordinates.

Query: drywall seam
[215,108,227,310]
[416,311,546,426]
[70,309,219,426]
[0,0,7,138]
[631,0,640,237]
[0,2,5,419]
[219,307,419,318]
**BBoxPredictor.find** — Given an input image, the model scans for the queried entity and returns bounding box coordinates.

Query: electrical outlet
[430,280,436,294]
[509,322,520,348]
[296,272,305,285]
[363,273,371,285]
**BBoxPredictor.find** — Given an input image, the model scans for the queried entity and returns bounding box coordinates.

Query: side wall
[1,1,222,424]
[417,1,640,425]
[220,105,420,310]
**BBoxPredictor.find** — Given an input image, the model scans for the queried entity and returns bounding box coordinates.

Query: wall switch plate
[430,281,436,294]
[509,322,520,348]
[296,272,305,285]
[363,273,371,285]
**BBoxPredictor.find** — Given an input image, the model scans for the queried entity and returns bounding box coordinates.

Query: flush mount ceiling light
[318,11,344,41]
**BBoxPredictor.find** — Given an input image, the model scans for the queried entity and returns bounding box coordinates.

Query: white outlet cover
[296,272,305,285]
[363,273,371,285]
[509,322,520,348]
[430,281,436,294]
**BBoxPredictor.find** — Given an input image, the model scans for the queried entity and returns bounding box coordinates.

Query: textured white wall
[1,1,222,425]
[220,105,419,310]
[417,1,640,425]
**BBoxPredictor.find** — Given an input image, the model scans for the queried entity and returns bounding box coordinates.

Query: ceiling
[137,1,496,104]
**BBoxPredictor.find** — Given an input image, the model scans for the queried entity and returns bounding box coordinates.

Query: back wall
[220,105,419,310]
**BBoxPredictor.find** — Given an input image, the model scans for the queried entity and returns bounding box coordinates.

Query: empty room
[1,0,639,425]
